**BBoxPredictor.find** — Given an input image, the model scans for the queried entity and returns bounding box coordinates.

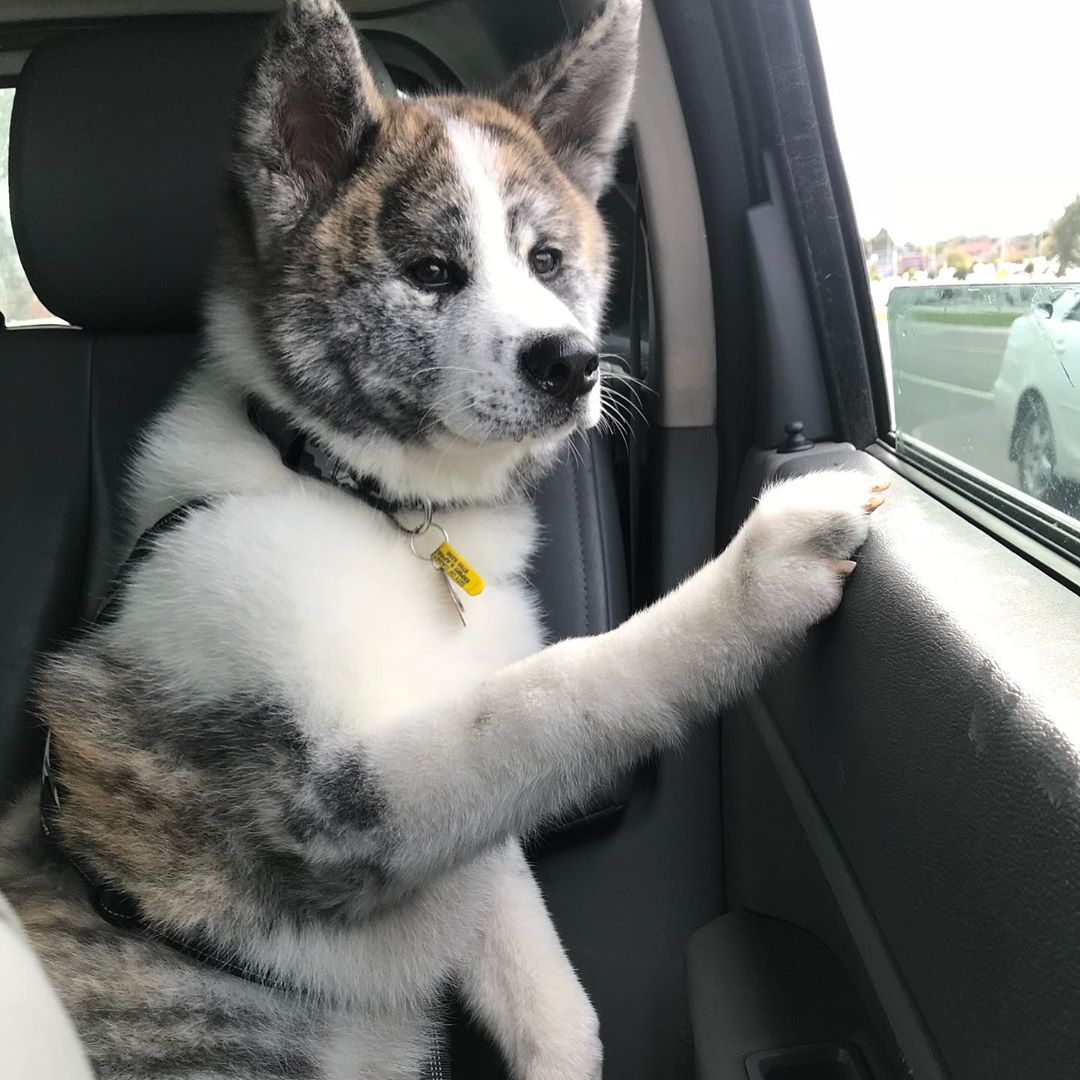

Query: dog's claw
[832,559,857,577]
[864,493,886,512]
[869,479,891,493]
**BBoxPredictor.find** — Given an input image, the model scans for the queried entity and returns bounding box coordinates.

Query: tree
[946,250,973,281]
[1047,196,1080,276]
[865,228,895,259]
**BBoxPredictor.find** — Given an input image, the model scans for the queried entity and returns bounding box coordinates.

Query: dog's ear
[495,0,641,202]
[232,0,384,248]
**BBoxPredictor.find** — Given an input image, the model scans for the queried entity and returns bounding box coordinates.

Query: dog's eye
[529,247,562,279]
[407,258,454,290]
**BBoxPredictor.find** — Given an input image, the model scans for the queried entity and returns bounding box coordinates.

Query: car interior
[1,2,1077,1079]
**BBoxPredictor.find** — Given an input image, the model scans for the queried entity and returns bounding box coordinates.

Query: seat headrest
[11,17,270,332]
[11,16,398,333]
[10,15,401,328]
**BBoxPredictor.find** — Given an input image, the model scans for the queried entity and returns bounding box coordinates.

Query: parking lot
[891,320,1013,482]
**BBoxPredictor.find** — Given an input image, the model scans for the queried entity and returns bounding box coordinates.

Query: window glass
[0,87,62,325]
[810,1,1080,521]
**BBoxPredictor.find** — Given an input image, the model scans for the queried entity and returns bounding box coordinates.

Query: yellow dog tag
[430,541,485,596]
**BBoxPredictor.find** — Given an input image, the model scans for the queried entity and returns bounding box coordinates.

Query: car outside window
[810,1,1080,524]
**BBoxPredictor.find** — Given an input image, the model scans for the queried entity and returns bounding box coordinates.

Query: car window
[0,87,62,326]
[810,1,1080,523]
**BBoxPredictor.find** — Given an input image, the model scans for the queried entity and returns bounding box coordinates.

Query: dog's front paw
[526,1046,602,1080]
[741,469,888,634]
[523,1019,602,1080]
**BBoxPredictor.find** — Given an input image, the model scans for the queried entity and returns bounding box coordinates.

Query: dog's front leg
[366,471,885,890]
[459,841,601,1080]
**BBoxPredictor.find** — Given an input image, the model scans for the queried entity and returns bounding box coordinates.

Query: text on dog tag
[430,542,485,596]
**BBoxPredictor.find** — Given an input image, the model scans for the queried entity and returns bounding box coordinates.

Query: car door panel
[688,911,902,1080]
[692,440,1080,1080]
[748,447,1080,1078]
[670,0,1080,1074]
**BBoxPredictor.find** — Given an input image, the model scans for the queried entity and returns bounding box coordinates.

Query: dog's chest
[299,496,547,725]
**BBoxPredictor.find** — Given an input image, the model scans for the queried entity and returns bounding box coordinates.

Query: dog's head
[217,0,640,498]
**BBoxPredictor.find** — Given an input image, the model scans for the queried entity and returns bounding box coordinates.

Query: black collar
[245,395,447,521]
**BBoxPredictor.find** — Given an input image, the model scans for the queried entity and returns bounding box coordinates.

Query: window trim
[869,438,1080,593]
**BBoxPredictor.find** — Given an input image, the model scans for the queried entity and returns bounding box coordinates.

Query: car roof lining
[0,1,441,21]
[0,1,563,80]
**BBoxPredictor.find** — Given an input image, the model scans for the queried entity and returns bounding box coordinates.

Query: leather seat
[0,15,631,1078]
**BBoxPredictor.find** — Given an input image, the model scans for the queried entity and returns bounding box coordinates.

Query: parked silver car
[994,288,1080,501]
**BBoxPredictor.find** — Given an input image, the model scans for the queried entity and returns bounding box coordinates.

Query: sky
[808,0,1080,247]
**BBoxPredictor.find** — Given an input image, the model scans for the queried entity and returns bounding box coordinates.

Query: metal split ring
[393,499,434,537]
[409,521,449,561]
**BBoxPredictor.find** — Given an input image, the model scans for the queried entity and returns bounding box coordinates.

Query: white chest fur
[120,373,547,726]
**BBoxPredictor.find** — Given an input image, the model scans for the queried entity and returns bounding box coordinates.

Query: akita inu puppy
[0,1,884,1076]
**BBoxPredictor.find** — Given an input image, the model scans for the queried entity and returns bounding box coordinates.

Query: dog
[0,1,885,1077]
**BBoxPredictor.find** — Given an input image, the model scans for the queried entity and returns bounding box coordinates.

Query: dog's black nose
[519,334,599,401]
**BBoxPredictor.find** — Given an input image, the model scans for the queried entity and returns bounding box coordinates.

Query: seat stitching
[587,430,614,630]
[572,437,591,636]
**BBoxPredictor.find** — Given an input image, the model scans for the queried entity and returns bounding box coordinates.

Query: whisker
[413,387,474,435]
[409,365,485,382]
[608,399,637,445]
[598,361,657,396]
[602,373,651,408]
[416,391,495,437]
[604,410,631,457]
[416,389,495,437]
[569,436,586,470]
[432,414,483,482]
[618,397,645,427]
[600,371,652,403]
[599,398,633,455]
[603,382,650,425]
